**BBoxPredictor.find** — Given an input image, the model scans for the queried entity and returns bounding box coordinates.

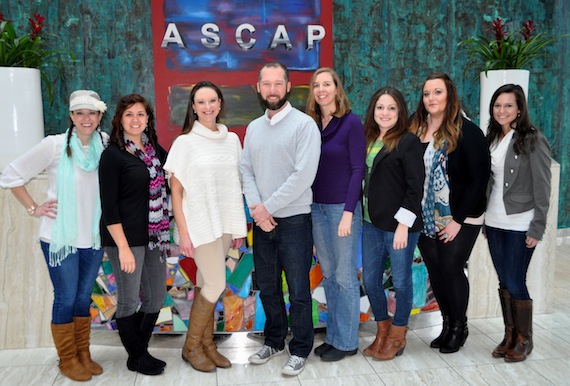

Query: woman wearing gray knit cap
[0,90,108,382]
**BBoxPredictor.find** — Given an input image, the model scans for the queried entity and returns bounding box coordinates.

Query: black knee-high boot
[116,314,164,375]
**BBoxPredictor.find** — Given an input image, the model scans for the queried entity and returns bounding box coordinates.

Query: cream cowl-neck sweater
[164,121,247,248]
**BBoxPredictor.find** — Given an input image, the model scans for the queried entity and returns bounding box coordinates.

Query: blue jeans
[361,221,420,326]
[311,202,361,351]
[106,246,166,318]
[486,226,535,300]
[40,241,103,324]
[253,213,314,358]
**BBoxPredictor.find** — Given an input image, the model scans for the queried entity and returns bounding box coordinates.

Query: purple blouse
[312,112,366,213]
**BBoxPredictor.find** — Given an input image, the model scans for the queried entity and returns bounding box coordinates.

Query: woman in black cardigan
[99,94,170,375]
[361,87,424,360]
[410,73,490,354]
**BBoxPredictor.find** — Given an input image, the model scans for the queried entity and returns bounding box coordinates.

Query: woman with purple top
[305,67,366,362]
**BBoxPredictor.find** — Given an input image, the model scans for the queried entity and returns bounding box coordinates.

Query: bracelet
[26,204,37,216]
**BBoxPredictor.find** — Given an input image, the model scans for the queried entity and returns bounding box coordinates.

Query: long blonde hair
[410,72,462,153]
[305,67,351,123]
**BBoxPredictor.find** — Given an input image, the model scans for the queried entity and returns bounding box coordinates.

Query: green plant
[458,18,567,75]
[0,13,73,103]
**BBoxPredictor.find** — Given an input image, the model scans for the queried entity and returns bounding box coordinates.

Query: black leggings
[418,223,481,323]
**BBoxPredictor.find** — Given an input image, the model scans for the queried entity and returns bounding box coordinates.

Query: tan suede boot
[51,323,92,381]
[73,316,103,375]
[182,292,217,372]
[363,318,392,357]
[373,325,408,361]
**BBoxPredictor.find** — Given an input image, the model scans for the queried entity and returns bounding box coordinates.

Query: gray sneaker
[281,355,307,376]
[248,345,285,364]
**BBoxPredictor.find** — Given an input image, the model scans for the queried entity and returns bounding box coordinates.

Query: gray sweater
[240,103,321,218]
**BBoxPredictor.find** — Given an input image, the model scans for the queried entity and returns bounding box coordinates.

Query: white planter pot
[0,67,45,171]
[479,69,529,134]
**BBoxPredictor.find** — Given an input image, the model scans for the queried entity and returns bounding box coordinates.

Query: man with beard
[240,62,321,376]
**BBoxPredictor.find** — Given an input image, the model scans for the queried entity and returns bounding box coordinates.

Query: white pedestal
[0,67,45,171]
[467,160,559,318]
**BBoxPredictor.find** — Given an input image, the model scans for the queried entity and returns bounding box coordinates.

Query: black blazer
[368,132,425,232]
[447,117,491,223]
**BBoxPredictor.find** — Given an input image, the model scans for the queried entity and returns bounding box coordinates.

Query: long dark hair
[409,72,462,153]
[110,94,158,151]
[487,84,537,155]
[363,87,409,153]
[181,81,225,135]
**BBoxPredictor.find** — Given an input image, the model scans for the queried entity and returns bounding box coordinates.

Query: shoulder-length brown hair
[409,72,462,153]
[305,67,351,123]
[110,94,158,151]
[181,81,225,135]
[363,87,409,153]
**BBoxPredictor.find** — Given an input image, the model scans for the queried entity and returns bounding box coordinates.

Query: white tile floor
[1,243,569,386]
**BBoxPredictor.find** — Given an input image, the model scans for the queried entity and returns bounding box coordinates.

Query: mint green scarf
[49,129,104,267]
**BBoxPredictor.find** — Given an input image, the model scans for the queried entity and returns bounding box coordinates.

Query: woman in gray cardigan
[485,84,551,363]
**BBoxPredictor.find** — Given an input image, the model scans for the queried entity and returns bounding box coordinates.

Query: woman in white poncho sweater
[164,81,247,372]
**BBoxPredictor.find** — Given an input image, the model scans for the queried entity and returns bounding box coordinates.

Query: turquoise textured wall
[2,0,569,228]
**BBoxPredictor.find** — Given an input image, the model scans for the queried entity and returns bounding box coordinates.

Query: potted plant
[0,13,72,170]
[458,18,566,130]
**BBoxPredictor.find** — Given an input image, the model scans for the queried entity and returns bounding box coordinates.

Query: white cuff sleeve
[394,207,417,228]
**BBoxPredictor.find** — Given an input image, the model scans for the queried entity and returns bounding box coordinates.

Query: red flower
[28,13,45,38]
[490,18,508,41]
[490,18,508,53]
[521,20,536,42]
[0,14,4,21]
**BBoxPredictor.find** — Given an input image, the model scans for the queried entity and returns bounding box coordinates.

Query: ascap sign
[161,23,326,51]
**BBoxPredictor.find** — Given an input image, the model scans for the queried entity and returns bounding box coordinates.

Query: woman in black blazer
[410,73,490,354]
[485,84,551,362]
[361,87,424,361]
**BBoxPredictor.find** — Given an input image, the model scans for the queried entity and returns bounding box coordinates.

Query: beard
[258,91,290,111]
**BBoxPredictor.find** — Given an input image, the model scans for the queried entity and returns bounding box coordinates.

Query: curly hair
[110,94,158,151]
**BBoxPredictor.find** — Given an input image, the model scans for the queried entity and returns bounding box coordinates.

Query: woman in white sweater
[164,81,247,372]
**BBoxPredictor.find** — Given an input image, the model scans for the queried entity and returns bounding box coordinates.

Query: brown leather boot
[363,318,392,357]
[492,289,516,358]
[73,316,103,375]
[182,292,217,372]
[51,323,92,381]
[505,299,533,362]
[373,325,408,360]
[203,308,231,368]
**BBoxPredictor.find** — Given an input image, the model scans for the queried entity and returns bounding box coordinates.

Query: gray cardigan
[487,130,552,240]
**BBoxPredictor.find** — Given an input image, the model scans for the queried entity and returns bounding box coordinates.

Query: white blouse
[485,130,534,231]
[0,133,108,246]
